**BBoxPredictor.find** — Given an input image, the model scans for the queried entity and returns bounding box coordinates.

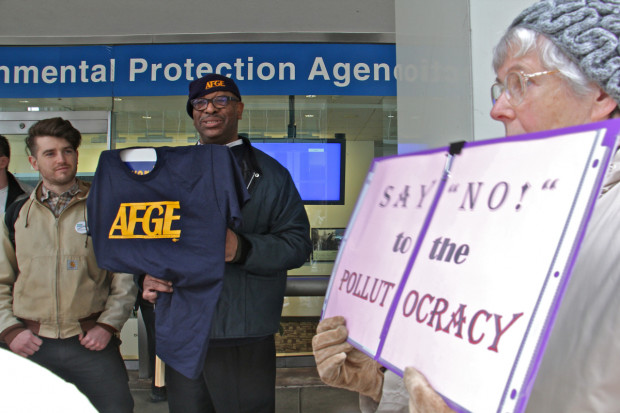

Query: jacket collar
[32,178,90,202]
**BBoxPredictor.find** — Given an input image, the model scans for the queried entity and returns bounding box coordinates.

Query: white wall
[0,0,395,44]
[395,0,473,150]
[396,0,534,148]
[470,0,534,140]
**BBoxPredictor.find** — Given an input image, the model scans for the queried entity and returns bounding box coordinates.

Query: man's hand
[79,325,112,351]
[225,228,238,262]
[312,316,384,402]
[143,274,173,304]
[9,329,42,357]
[404,367,454,413]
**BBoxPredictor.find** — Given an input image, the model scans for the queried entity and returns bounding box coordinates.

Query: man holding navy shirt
[143,74,312,413]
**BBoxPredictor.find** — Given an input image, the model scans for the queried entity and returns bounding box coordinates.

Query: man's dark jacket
[5,171,30,210]
[213,138,312,340]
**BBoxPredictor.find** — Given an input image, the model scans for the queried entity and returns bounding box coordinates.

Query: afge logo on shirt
[109,201,181,241]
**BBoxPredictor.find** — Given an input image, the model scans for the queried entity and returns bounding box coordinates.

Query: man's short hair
[26,117,82,156]
[0,135,10,159]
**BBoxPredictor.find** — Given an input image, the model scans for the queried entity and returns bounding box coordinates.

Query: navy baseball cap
[186,74,242,118]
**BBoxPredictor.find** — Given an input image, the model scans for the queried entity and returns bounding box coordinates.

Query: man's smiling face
[192,91,245,145]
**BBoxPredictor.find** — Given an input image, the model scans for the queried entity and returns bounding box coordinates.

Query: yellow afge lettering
[205,80,225,89]
[109,201,181,240]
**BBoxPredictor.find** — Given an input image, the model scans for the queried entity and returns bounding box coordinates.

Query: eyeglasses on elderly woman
[491,70,559,106]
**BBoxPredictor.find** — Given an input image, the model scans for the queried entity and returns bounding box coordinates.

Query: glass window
[0,94,397,285]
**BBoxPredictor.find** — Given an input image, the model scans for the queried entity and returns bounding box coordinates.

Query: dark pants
[29,335,134,413]
[138,297,157,381]
[166,335,276,413]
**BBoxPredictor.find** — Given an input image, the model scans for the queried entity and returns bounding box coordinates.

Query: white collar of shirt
[226,139,243,148]
[196,139,243,148]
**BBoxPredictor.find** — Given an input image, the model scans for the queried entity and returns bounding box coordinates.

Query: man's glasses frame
[191,96,240,110]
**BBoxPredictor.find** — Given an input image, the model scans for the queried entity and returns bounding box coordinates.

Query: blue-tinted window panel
[252,140,346,205]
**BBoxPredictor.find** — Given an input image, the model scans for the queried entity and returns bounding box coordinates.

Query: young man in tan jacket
[0,117,136,413]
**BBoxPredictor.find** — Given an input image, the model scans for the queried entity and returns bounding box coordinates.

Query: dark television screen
[252,140,346,205]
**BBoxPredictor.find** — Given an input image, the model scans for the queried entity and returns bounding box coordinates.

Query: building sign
[0,43,396,98]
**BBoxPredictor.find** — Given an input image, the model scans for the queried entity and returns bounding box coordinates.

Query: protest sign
[322,119,620,413]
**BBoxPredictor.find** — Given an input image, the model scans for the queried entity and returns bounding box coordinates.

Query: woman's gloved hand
[312,316,384,402]
[404,367,454,413]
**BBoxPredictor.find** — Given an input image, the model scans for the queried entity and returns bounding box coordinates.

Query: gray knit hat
[511,0,620,103]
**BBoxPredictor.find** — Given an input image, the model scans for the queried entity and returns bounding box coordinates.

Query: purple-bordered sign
[322,119,620,413]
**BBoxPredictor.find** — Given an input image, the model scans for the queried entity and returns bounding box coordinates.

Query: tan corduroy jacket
[0,179,136,345]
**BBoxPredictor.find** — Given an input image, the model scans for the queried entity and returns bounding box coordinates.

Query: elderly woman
[312,1,620,412]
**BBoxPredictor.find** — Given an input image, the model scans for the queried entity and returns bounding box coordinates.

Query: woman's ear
[591,88,619,121]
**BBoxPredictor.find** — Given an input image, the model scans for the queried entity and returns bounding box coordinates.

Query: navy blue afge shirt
[87,144,250,379]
